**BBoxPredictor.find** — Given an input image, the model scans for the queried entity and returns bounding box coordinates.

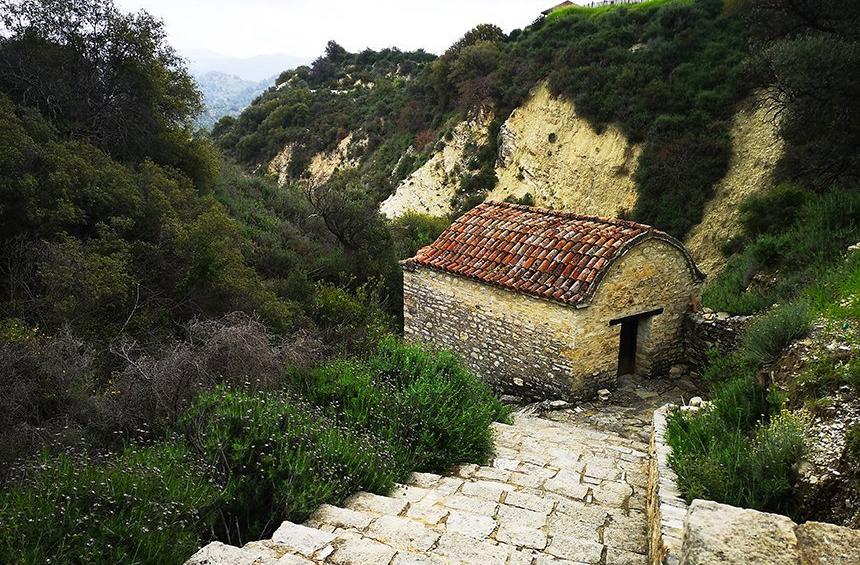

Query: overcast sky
[116,0,562,59]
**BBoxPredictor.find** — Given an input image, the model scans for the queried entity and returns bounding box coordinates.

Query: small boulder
[598,388,611,401]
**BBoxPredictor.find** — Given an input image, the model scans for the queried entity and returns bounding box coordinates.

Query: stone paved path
[188,413,653,565]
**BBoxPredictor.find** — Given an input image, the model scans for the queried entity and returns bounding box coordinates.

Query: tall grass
[741,302,812,365]
[667,300,812,515]
[0,441,218,565]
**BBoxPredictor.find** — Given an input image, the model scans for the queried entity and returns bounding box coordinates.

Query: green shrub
[741,302,812,366]
[291,337,510,474]
[311,282,395,353]
[388,212,451,260]
[705,186,860,314]
[740,183,811,238]
[667,404,804,516]
[0,441,217,565]
[181,387,399,541]
[366,337,511,469]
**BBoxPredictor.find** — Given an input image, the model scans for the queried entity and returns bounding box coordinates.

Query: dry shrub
[0,324,98,470]
[108,312,324,430]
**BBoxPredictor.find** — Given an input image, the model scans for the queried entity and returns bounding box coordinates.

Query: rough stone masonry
[402,202,704,401]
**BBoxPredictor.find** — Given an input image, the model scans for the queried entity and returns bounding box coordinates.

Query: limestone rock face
[267,142,296,187]
[487,82,641,218]
[306,132,366,187]
[684,95,783,276]
[267,133,366,188]
[380,108,493,218]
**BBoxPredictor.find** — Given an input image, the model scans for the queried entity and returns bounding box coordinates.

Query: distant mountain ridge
[183,49,311,81]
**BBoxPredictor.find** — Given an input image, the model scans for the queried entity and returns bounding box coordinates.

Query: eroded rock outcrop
[267,133,366,188]
[684,96,783,276]
[307,132,366,187]
[267,142,296,187]
[487,82,640,218]
[380,108,493,218]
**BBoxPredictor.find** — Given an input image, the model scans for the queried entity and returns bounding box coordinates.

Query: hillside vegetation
[0,1,501,562]
[0,0,858,560]
[216,0,751,237]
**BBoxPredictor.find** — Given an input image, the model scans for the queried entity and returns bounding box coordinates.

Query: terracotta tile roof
[402,201,702,306]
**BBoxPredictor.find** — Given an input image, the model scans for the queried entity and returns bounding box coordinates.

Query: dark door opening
[609,308,664,377]
[617,319,638,376]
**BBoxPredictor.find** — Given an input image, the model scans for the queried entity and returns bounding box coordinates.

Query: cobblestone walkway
[188,413,652,565]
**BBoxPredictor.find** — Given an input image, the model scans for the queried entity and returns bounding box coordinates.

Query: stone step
[186,415,651,565]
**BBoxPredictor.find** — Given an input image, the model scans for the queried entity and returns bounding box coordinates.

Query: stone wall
[647,406,688,565]
[648,403,860,564]
[681,500,860,565]
[682,312,748,373]
[403,238,701,400]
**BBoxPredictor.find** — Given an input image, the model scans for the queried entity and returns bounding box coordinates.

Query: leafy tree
[0,0,202,167]
[746,0,860,186]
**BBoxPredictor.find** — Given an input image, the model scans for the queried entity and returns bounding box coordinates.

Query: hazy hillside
[184,49,311,81]
[193,71,275,129]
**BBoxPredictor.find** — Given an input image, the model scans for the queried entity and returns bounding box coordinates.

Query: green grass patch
[0,441,218,565]
[546,0,690,22]
[667,394,804,516]
[741,302,813,365]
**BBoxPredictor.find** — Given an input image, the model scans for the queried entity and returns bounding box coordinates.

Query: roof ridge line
[479,200,658,232]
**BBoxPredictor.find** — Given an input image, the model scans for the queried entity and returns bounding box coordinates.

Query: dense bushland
[215,0,755,238]
[0,2,509,563]
[0,330,508,563]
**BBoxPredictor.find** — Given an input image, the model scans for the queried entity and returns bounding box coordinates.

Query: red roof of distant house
[402,201,703,306]
[541,1,574,15]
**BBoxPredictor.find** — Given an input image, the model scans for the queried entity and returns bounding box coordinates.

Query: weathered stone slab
[271,521,337,557]
[545,469,589,500]
[795,521,860,565]
[445,510,497,539]
[365,515,440,552]
[327,533,397,565]
[495,523,548,550]
[545,534,604,563]
[444,493,499,515]
[459,479,513,501]
[680,500,799,565]
[432,532,511,565]
[186,542,260,565]
[344,492,408,516]
[496,504,548,529]
[503,489,556,514]
[306,504,373,531]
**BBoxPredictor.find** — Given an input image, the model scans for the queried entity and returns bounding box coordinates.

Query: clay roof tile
[403,201,678,305]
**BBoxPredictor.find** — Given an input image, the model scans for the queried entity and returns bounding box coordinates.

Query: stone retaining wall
[682,500,860,564]
[682,312,748,372]
[648,403,860,564]
[647,405,688,565]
